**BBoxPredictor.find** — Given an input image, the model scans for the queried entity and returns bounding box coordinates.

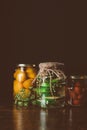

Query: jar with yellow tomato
[13,64,36,107]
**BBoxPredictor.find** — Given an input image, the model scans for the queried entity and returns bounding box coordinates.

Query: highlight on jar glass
[13,64,37,107]
[32,62,66,108]
[66,75,87,107]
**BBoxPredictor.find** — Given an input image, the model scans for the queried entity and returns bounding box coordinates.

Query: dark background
[0,0,86,103]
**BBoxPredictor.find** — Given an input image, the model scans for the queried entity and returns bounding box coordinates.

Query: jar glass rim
[70,75,87,79]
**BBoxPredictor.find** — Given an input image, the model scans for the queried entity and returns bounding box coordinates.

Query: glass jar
[13,64,36,107]
[66,75,87,106]
[32,62,66,108]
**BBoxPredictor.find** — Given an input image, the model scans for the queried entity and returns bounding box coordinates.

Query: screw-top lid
[17,64,36,68]
[17,64,27,67]
[70,75,87,79]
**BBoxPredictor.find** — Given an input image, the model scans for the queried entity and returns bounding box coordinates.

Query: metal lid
[17,64,28,67]
[70,75,87,79]
[17,64,36,68]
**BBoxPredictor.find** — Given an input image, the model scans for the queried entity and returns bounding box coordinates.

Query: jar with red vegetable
[66,75,87,107]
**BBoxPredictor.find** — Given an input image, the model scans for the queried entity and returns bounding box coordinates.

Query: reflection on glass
[39,109,48,130]
[69,109,72,125]
[66,109,73,130]
[13,108,24,130]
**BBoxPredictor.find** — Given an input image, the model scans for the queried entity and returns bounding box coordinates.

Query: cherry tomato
[74,86,81,94]
[78,94,82,100]
[73,99,80,105]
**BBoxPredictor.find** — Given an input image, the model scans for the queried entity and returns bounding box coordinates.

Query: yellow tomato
[13,80,23,95]
[13,69,21,79]
[26,67,34,74]
[15,71,26,82]
[23,79,33,89]
[29,72,36,79]
[26,67,37,79]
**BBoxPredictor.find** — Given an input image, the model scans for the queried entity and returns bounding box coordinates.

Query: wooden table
[0,103,87,130]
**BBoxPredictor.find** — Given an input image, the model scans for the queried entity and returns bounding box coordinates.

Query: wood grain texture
[0,104,87,130]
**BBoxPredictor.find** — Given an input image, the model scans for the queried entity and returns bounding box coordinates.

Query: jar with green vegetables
[32,62,66,108]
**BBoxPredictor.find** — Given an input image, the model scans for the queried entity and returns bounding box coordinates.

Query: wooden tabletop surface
[0,103,87,130]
